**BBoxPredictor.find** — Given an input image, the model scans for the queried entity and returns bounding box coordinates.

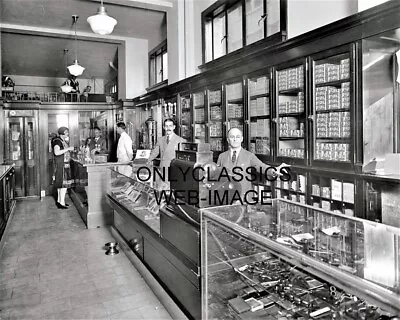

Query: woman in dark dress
[52,127,74,209]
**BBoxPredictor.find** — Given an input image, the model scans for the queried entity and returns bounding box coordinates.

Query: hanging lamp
[87,0,117,35]
[61,49,73,93]
[68,15,85,77]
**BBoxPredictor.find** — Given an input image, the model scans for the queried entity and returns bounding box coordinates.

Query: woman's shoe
[56,202,68,209]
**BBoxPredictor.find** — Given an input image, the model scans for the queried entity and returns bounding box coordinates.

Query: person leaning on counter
[147,118,186,187]
[217,127,289,197]
[116,122,133,162]
[86,127,107,155]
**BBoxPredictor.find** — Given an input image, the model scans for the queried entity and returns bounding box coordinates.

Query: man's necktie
[232,150,237,164]
[166,135,170,144]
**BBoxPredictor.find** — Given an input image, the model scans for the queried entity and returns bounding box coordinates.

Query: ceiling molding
[86,0,173,12]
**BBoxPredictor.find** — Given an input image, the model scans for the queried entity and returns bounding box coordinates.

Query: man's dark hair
[93,126,101,131]
[117,122,126,130]
[163,118,175,126]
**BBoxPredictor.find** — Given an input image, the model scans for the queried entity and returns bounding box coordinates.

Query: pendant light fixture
[68,15,85,77]
[87,0,117,35]
[61,49,73,93]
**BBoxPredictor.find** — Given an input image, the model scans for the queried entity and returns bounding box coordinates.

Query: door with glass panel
[5,112,39,197]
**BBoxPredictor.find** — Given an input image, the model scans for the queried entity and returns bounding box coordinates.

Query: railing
[2,91,82,102]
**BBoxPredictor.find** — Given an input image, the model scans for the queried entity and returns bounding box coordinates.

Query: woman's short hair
[116,122,126,130]
[58,127,69,135]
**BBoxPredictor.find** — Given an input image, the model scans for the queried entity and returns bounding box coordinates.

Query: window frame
[202,0,287,64]
[149,40,168,88]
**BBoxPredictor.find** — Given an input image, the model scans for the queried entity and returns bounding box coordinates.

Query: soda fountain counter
[200,199,400,319]
[69,158,130,229]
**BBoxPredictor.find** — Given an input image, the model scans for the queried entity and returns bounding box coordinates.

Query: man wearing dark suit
[86,127,107,154]
[147,118,186,189]
[217,127,288,198]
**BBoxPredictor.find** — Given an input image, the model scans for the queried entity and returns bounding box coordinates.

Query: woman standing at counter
[52,127,74,209]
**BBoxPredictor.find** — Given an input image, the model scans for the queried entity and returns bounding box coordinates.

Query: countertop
[0,165,14,180]
[70,158,132,167]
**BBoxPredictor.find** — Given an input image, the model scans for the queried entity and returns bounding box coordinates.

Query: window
[203,0,287,63]
[149,40,168,87]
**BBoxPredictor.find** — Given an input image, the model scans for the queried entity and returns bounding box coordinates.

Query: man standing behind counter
[217,127,289,198]
[116,122,133,162]
[147,118,185,188]
[87,127,107,154]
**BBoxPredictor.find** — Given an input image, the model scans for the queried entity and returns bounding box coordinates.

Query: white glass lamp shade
[67,60,85,76]
[60,84,73,93]
[87,6,117,35]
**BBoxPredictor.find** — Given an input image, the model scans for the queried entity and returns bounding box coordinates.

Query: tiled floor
[0,197,173,320]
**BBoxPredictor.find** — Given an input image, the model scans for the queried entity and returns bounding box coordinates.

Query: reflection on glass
[213,13,226,59]
[27,122,34,160]
[246,0,264,45]
[9,122,22,161]
[227,2,243,53]
[362,28,399,165]
[266,0,280,35]
[205,20,213,63]
[201,199,400,292]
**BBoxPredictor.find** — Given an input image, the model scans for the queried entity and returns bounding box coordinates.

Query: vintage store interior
[1,0,400,319]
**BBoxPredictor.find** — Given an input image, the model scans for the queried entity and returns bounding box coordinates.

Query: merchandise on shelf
[227,103,243,118]
[193,92,204,107]
[278,65,304,91]
[315,142,350,161]
[249,76,270,96]
[194,108,205,122]
[315,58,350,84]
[209,90,222,104]
[316,111,350,138]
[279,148,304,158]
[210,105,223,120]
[226,82,243,100]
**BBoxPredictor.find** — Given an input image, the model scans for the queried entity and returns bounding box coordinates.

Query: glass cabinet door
[25,118,37,196]
[362,28,400,167]
[179,95,192,141]
[312,49,352,165]
[208,88,224,152]
[248,74,271,158]
[225,81,244,149]
[7,118,24,197]
[193,91,206,143]
[276,62,306,163]
[213,13,226,60]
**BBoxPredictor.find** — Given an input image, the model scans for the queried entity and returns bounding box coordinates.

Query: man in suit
[217,127,289,199]
[147,118,185,189]
[86,127,107,154]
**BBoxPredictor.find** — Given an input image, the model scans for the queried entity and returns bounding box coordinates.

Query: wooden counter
[69,159,130,229]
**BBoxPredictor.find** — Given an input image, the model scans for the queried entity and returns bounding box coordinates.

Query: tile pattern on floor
[0,197,173,320]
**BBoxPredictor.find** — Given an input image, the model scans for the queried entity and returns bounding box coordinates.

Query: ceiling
[1,0,168,80]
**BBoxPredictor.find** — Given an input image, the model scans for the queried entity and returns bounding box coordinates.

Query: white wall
[124,38,149,99]
[10,75,104,94]
[358,0,390,11]
[287,0,357,38]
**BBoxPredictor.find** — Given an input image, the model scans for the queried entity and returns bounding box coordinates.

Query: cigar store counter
[107,165,400,320]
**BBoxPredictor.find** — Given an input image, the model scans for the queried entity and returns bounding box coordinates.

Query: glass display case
[248,73,271,159]
[276,61,306,164]
[108,165,164,234]
[193,91,206,144]
[201,199,400,319]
